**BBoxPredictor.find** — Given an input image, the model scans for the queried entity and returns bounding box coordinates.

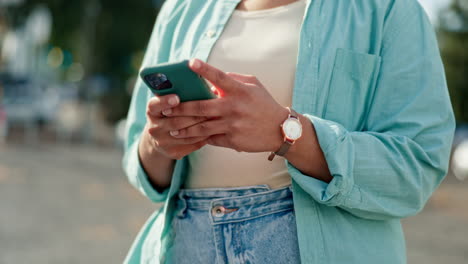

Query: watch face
[283,118,302,140]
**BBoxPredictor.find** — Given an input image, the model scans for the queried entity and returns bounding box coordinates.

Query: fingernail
[168,96,179,106]
[170,130,179,136]
[191,59,201,69]
[162,109,172,116]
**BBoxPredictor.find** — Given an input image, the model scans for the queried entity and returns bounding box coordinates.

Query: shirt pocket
[323,48,382,131]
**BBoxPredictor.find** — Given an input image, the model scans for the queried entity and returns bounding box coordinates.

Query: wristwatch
[268,107,303,161]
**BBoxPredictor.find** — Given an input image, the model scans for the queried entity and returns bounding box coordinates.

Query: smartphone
[140,60,216,102]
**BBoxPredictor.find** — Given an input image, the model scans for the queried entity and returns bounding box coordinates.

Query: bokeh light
[131,51,145,72]
[46,47,64,68]
[453,141,468,180]
[66,63,85,82]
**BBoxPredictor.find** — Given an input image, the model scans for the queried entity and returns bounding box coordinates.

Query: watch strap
[289,108,299,119]
[268,140,292,161]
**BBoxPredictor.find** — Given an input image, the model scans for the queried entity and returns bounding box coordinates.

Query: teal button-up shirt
[122,0,455,263]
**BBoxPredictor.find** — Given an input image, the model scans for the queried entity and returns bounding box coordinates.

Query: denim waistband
[175,184,294,224]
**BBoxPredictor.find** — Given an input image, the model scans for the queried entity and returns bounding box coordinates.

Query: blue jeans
[167,184,301,264]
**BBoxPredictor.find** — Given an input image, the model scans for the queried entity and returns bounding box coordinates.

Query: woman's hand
[163,59,289,153]
[141,94,209,160]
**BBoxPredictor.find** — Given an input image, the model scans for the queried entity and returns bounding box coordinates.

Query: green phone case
[140,60,216,102]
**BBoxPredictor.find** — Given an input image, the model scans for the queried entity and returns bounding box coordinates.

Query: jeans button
[212,205,225,217]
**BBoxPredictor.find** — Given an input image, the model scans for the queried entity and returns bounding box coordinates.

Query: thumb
[225,72,260,85]
[189,58,242,94]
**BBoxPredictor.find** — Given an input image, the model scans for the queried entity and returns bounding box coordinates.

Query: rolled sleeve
[288,115,355,208]
[123,138,170,203]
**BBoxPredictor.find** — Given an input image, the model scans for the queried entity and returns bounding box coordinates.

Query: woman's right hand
[141,94,209,160]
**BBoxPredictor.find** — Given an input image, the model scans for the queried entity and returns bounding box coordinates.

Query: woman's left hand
[163,58,289,153]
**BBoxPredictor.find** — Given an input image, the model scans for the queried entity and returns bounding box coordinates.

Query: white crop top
[185,0,306,189]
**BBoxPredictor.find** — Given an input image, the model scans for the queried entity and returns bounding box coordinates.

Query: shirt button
[212,205,225,217]
[206,30,216,38]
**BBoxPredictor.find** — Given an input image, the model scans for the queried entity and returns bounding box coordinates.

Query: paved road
[0,143,467,263]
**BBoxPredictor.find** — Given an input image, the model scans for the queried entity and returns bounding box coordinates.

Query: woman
[123,0,455,263]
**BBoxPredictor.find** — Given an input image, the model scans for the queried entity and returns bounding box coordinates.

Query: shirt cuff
[287,114,358,207]
[123,138,170,203]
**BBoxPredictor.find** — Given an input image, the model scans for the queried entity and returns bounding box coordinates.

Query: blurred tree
[439,0,468,124]
[6,0,160,123]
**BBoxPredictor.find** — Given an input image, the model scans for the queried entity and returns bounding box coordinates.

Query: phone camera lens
[146,73,172,90]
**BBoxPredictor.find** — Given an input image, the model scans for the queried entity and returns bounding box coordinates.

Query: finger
[164,99,225,117]
[170,119,228,138]
[225,72,260,85]
[159,116,209,131]
[173,136,209,146]
[147,94,180,118]
[148,125,208,146]
[189,59,242,93]
[211,85,224,98]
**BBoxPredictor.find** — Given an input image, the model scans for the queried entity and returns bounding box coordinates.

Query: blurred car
[0,73,60,126]
[0,103,7,142]
[452,125,468,181]
[114,118,126,147]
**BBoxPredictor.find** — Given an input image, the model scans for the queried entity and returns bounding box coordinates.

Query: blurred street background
[0,0,467,263]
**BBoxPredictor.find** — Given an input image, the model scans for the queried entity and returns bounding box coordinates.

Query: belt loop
[176,193,188,219]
